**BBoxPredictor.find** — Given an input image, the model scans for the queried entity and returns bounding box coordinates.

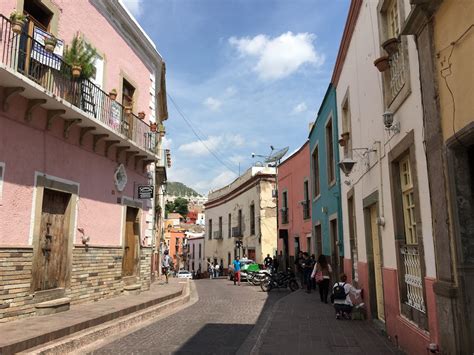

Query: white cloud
[229,154,245,165]
[196,171,238,193]
[161,136,172,149]
[225,86,237,97]
[229,32,324,80]
[178,136,222,156]
[291,102,308,115]
[204,97,222,111]
[120,0,144,18]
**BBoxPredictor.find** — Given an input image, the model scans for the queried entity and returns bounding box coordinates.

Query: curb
[23,281,192,355]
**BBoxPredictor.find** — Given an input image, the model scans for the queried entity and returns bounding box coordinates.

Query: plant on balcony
[374,55,390,72]
[43,35,58,53]
[109,89,117,100]
[124,106,132,115]
[138,111,146,120]
[63,33,97,80]
[9,11,27,34]
[150,122,157,132]
[382,37,399,56]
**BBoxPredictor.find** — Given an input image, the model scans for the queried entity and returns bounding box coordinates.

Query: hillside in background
[167,182,201,197]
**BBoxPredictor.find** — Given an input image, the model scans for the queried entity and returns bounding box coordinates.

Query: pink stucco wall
[277,141,312,256]
[0,92,149,247]
[0,0,155,122]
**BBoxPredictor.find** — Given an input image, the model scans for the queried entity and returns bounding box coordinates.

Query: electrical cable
[167,93,240,175]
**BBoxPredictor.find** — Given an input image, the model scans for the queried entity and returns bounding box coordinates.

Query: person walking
[311,254,332,303]
[208,263,214,279]
[232,256,241,286]
[161,250,171,284]
[264,254,273,270]
[214,263,220,278]
[302,252,314,293]
[333,273,362,320]
[310,254,317,290]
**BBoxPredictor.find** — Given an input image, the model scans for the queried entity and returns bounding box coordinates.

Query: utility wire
[167,93,240,175]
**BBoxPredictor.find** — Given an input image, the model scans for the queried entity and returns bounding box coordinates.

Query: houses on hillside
[0,0,169,322]
[270,0,473,353]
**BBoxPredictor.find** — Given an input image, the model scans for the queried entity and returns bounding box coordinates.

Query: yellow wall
[434,0,474,140]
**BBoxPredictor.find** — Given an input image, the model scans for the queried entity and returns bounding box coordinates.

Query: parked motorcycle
[260,268,298,292]
[246,269,271,286]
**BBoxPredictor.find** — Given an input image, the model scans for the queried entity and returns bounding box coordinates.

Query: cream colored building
[204,167,277,269]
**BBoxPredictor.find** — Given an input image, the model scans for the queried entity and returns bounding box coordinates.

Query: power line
[167,93,240,175]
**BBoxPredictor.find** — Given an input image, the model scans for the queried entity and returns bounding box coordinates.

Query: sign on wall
[138,185,154,199]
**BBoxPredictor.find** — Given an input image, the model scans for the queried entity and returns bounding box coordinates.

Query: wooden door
[122,207,139,277]
[370,205,385,321]
[32,189,70,291]
[330,219,340,277]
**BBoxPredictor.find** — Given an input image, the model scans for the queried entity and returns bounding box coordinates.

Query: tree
[165,198,189,217]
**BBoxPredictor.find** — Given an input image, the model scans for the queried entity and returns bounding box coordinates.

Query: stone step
[35,297,71,316]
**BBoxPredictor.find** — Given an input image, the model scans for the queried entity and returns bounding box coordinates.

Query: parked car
[177,270,193,279]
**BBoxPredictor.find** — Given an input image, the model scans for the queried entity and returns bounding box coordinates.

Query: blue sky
[122,0,350,195]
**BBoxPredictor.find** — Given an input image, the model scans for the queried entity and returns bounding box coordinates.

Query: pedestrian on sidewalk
[214,263,220,278]
[311,254,332,303]
[264,254,273,270]
[208,263,214,279]
[232,256,241,286]
[332,273,362,320]
[310,254,317,290]
[301,252,314,293]
[162,250,171,284]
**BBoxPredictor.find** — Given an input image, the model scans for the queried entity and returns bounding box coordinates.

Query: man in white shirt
[332,273,362,319]
[162,250,171,284]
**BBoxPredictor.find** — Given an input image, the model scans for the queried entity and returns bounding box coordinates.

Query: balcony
[232,227,242,238]
[213,231,223,240]
[0,15,157,161]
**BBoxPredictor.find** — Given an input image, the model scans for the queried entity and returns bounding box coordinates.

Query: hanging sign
[31,27,64,70]
[138,185,154,199]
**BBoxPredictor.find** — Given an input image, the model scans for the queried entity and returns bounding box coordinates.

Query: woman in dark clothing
[311,254,333,303]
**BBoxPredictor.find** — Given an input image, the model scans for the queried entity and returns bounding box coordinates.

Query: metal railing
[401,244,425,313]
[232,227,242,238]
[0,15,156,153]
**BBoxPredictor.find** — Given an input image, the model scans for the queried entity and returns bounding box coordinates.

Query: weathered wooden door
[370,205,385,321]
[32,189,71,291]
[122,207,139,277]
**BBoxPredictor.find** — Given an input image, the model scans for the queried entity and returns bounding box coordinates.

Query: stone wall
[0,246,153,322]
[0,248,35,322]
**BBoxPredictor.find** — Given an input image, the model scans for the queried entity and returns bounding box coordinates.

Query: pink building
[0,0,168,322]
[277,141,312,269]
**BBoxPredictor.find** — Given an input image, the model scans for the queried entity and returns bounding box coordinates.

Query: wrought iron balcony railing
[0,15,156,153]
[232,227,242,238]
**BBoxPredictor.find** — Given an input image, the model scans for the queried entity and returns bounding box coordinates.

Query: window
[326,118,335,185]
[122,79,135,109]
[281,191,288,224]
[315,224,322,256]
[199,244,202,259]
[228,213,232,238]
[238,209,242,234]
[307,236,312,254]
[208,219,212,240]
[218,216,223,239]
[400,156,417,244]
[341,93,352,157]
[250,204,255,235]
[303,180,310,219]
[387,0,399,38]
[228,252,231,268]
[312,146,320,197]
[192,244,195,260]
[294,237,300,257]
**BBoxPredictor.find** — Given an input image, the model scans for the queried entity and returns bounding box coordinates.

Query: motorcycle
[246,269,271,286]
[260,268,299,292]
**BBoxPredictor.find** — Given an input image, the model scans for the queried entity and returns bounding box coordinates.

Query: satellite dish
[265,146,289,163]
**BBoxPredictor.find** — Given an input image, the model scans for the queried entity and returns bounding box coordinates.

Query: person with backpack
[161,250,172,284]
[332,273,362,319]
[311,254,332,303]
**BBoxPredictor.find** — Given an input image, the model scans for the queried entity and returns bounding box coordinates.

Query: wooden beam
[24,99,47,122]
[1,86,24,111]
[126,151,139,165]
[45,109,66,130]
[134,155,147,170]
[116,146,130,161]
[79,127,96,146]
[104,140,120,157]
[63,119,82,138]
[92,134,109,152]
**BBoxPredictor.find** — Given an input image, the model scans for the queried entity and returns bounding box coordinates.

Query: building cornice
[205,174,276,210]
[331,0,363,87]
[89,0,163,73]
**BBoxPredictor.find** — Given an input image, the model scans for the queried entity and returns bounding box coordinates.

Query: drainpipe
[375,141,385,227]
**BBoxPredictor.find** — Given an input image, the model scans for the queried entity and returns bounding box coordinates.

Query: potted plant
[374,55,390,72]
[109,89,117,100]
[341,132,350,142]
[138,111,146,120]
[124,106,132,115]
[63,33,98,80]
[10,11,27,34]
[150,122,157,132]
[43,35,58,53]
[382,37,399,55]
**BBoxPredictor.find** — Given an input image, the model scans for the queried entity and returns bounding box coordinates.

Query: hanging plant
[150,123,157,132]
[374,56,390,72]
[382,37,399,56]
[9,11,27,35]
[63,33,98,80]
[138,111,146,120]
[43,35,58,53]
[109,88,118,100]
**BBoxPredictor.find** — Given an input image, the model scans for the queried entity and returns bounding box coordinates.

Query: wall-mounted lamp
[383,111,400,134]
[338,158,357,176]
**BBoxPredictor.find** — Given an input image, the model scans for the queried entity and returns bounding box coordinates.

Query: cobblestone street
[88,279,402,354]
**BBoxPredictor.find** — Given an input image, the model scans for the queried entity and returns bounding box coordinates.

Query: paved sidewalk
[256,289,404,355]
[0,279,184,354]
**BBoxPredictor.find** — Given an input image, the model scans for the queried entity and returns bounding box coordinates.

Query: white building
[187,232,205,273]
[204,167,277,270]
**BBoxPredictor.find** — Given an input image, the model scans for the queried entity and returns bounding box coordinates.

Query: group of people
[295,251,362,319]
[207,261,224,279]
